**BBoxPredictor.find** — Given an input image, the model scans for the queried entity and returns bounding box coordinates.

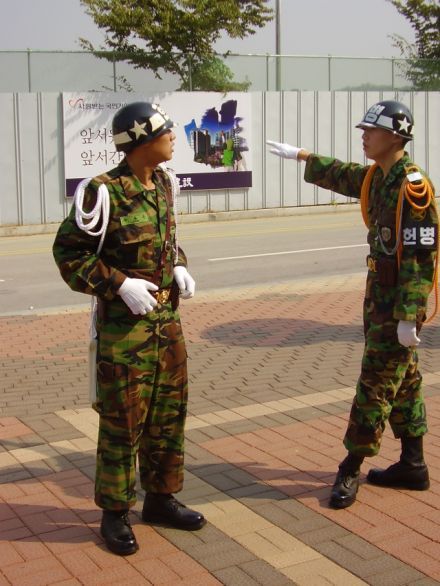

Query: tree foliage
[80,0,273,91]
[388,0,440,90]
[179,57,251,91]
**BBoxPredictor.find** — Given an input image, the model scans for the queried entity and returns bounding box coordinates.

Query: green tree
[179,56,251,91]
[388,0,440,90]
[80,0,273,91]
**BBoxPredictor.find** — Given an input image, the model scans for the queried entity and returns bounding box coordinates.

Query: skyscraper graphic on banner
[184,99,250,187]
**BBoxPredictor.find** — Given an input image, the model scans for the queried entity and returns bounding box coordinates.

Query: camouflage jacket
[304,153,437,321]
[53,159,187,301]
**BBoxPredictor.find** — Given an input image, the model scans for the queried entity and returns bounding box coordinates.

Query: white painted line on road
[0,247,51,257]
[208,243,368,262]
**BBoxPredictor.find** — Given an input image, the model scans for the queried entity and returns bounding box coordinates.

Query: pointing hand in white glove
[266,140,304,160]
[173,266,195,299]
[397,320,420,347]
[117,277,158,315]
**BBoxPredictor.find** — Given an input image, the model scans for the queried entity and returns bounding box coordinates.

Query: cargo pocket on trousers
[94,360,144,445]
[94,360,133,417]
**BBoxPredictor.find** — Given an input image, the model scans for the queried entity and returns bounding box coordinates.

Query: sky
[1,0,415,58]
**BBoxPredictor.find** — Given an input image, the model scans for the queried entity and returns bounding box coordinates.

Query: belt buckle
[156,289,170,304]
[367,257,377,272]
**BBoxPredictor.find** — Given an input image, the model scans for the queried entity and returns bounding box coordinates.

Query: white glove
[173,266,195,299]
[397,320,420,347]
[117,277,158,315]
[266,140,303,160]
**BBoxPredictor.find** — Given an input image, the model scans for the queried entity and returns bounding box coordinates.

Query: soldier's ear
[391,133,405,149]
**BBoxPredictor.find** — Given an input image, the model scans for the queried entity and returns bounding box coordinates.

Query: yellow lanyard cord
[404,165,430,210]
[403,166,439,323]
[360,164,376,229]
[360,164,404,263]
[360,163,439,323]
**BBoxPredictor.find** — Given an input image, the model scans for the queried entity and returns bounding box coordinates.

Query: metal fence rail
[0,50,434,93]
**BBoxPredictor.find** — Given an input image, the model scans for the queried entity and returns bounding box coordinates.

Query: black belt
[97,288,172,320]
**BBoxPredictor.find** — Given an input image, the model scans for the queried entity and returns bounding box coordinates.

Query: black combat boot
[329,453,364,509]
[367,436,429,490]
[142,493,206,530]
[100,510,139,556]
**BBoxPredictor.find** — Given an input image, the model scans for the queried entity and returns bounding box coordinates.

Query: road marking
[209,243,368,262]
[0,217,362,254]
[0,221,363,255]
[0,247,51,257]
[180,221,362,240]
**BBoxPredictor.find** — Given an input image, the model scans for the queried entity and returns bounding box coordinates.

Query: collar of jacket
[381,151,412,188]
[114,159,168,199]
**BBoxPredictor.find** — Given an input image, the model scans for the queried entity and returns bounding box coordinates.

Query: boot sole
[101,535,139,556]
[367,477,430,491]
[106,542,139,556]
[142,511,206,531]
[329,495,357,509]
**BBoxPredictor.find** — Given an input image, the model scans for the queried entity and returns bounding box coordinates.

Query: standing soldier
[267,100,438,509]
[53,102,205,556]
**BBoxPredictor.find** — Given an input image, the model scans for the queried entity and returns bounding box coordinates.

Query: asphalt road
[0,210,367,314]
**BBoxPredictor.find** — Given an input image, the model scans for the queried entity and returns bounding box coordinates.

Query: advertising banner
[63,92,252,196]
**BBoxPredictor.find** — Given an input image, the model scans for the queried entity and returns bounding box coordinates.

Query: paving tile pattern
[1,273,439,585]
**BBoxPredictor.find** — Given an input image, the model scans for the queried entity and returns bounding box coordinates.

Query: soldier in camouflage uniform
[267,100,437,509]
[53,102,205,556]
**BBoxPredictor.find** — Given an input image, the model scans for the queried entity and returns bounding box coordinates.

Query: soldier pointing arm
[268,100,438,509]
[53,102,205,556]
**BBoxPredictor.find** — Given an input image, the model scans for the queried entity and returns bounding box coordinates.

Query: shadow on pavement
[201,317,440,348]
[201,318,363,347]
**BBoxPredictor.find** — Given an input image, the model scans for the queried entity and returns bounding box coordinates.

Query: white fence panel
[0,90,438,229]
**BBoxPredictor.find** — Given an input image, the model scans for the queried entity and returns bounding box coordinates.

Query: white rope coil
[73,178,110,340]
[74,178,110,254]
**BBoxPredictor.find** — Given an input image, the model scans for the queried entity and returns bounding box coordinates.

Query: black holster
[171,279,180,311]
[376,257,398,287]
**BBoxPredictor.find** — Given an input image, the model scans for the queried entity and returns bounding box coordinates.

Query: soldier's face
[142,129,176,165]
[361,127,403,161]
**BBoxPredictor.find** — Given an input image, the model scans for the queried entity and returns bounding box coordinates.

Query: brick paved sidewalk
[1,273,439,585]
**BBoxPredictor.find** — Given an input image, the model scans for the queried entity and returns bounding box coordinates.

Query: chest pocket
[113,221,157,269]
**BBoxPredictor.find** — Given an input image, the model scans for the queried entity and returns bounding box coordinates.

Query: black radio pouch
[376,257,398,287]
[171,279,180,311]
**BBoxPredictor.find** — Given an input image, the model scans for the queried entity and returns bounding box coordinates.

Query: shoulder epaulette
[405,165,424,185]
[91,169,120,187]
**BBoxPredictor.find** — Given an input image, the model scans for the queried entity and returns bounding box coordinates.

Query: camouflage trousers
[93,299,188,511]
[344,275,427,457]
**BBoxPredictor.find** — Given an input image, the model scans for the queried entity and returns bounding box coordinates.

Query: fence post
[391,58,395,91]
[188,56,193,91]
[266,54,269,90]
[328,56,331,91]
[27,49,32,92]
